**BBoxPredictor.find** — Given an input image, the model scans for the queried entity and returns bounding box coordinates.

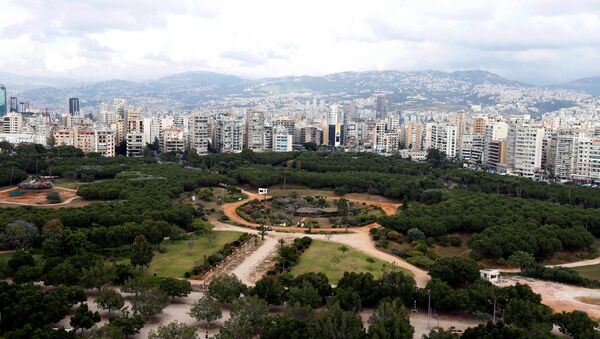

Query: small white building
[480,269,500,283]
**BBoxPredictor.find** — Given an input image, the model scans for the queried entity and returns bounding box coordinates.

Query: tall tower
[0,85,6,117]
[9,96,17,113]
[68,98,80,117]
[375,94,388,120]
[245,109,265,151]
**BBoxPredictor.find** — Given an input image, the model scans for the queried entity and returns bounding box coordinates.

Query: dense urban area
[0,70,600,339]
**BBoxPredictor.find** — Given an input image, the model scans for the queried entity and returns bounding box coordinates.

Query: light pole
[427,289,431,329]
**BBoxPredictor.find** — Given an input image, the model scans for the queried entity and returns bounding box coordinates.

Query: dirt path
[213,220,430,288]
[229,236,279,285]
[215,190,430,286]
[549,257,600,268]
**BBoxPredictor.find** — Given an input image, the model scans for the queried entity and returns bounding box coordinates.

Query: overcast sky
[1,0,599,84]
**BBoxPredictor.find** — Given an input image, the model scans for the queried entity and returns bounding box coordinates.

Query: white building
[574,138,600,181]
[272,126,293,152]
[216,115,244,153]
[95,130,115,157]
[190,113,212,154]
[245,109,265,151]
[429,124,457,158]
[506,124,545,178]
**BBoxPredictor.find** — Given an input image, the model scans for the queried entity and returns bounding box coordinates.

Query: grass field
[146,231,242,278]
[572,264,600,281]
[290,240,410,283]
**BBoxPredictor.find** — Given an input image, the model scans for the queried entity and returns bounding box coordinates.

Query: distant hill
[0,72,81,93]
[0,69,585,111]
[554,76,600,96]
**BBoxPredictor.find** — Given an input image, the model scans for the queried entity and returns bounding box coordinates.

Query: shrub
[449,236,462,247]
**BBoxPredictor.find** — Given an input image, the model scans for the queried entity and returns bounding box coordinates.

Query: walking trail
[214,188,430,287]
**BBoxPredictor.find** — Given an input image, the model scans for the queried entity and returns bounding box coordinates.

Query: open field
[290,239,411,283]
[0,186,81,206]
[572,264,600,281]
[265,186,400,204]
[146,231,242,278]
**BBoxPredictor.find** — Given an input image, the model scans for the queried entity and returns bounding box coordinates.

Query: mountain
[2,69,581,111]
[0,72,81,92]
[554,76,600,96]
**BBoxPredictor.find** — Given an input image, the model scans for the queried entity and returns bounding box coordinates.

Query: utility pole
[427,289,431,329]
[493,298,496,323]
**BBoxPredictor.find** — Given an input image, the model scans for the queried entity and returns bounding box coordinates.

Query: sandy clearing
[497,277,600,319]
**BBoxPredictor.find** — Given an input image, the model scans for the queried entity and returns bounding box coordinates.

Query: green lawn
[290,240,411,284]
[572,264,600,281]
[146,231,242,278]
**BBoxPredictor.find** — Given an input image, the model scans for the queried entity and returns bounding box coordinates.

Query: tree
[367,298,414,339]
[189,295,222,327]
[422,328,460,339]
[159,278,192,300]
[407,228,425,241]
[107,310,145,338]
[130,235,154,273]
[80,260,117,290]
[461,321,527,339]
[217,296,268,339]
[508,251,536,269]
[7,250,35,272]
[505,298,553,331]
[115,140,127,156]
[308,303,365,339]
[428,256,480,288]
[304,142,318,151]
[262,315,311,339]
[131,285,170,320]
[122,276,156,296]
[328,288,362,312]
[95,287,124,316]
[70,303,101,333]
[288,280,322,309]
[250,277,285,305]
[553,311,600,339]
[258,226,267,241]
[148,321,198,339]
[1,220,38,249]
[207,274,247,304]
[41,218,65,257]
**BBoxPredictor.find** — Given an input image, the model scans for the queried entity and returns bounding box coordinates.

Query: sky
[1,0,599,85]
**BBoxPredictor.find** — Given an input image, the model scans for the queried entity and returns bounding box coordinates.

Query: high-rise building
[68,98,80,117]
[161,127,186,153]
[327,104,345,147]
[461,134,484,162]
[429,124,458,158]
[190,113,212,154]
[574,139,600,181]
[375,94,388,120]
[3,112,22,134]
[548,129,578,181]
[74,129,96,154]
[9,96,17,113]
[126,133,144,157]
[216,114,244,153]
[272,125,293,152]
[95,130,115,157]
[506,124,545,178]
[245,109,265,151]
[0,85,6,117]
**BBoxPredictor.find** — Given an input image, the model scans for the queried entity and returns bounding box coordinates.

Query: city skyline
[1,0,600,84]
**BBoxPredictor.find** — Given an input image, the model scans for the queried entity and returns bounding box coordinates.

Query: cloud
[0,0,599,84]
